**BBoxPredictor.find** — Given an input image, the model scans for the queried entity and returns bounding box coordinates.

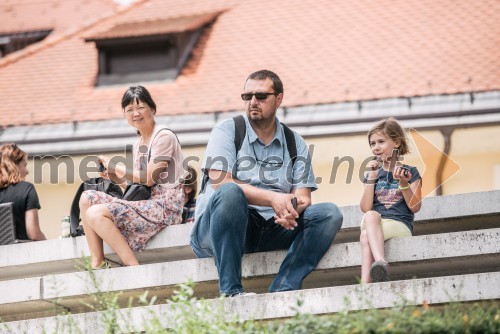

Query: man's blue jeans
[190,183,343,296]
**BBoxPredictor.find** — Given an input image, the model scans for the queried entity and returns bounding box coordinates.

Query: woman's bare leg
[80,196,106,268]
[86,204,139,266]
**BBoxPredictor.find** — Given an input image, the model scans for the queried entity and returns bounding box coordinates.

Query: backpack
[200,115,297,193]
[70,177,123,237]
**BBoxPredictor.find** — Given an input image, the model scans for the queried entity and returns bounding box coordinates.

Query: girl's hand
[394,165,412,186]
[365,158,379,183]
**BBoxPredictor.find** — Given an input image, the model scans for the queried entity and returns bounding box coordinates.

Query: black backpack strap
[199,117,245,194]
[199,117,298,194]
[199,170,209,194]
[281,123,297,166]
[70,182,85,237]
[233,115,246,152]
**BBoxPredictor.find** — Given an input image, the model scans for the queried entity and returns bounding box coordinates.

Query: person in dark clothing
[0,143,46,241]
[181,165,197,224]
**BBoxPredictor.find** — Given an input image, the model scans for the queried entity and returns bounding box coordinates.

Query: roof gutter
[0,91,499,156]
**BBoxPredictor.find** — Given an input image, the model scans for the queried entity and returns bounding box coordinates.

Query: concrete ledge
[1,228,498,319]
[1,190,499,282]
[338,190,500,242]
[0,278,41,305]
[415,190,500,221]
[2,272,499,333]
[0,223,194,281]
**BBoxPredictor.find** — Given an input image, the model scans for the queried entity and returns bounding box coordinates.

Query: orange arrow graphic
[409,128,461,199]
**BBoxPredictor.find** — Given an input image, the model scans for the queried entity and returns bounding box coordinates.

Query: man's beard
[247,108,275,125]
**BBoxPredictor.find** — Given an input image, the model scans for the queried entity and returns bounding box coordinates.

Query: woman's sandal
[92,260,111,270]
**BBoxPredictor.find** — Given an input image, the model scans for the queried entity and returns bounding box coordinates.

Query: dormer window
[86,12,221,86]
[93,34,187,85]
[0,30,51,57]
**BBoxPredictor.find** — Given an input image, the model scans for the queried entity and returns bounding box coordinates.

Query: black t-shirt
[0,181,41,240]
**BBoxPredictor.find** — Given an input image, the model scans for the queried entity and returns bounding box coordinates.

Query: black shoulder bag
[70,177,123,237]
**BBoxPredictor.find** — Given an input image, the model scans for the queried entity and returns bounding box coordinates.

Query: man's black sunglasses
[241,92,277,101]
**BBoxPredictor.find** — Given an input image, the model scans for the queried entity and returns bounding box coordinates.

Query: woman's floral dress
[83,128,184,251]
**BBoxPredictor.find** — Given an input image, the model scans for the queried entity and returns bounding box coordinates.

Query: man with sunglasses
[190,70,343,297]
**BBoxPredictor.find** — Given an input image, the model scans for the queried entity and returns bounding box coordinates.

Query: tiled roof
[0,0,499,127]
[86,12,223,40]
[0,0,118,35]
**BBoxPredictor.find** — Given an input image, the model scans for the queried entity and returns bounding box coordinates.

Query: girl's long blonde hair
[0,143,27,188]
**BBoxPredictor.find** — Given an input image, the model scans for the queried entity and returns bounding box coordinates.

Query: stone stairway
[1,190,499,333]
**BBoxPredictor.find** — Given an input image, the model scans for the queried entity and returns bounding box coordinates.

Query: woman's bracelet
[398,184,410,190]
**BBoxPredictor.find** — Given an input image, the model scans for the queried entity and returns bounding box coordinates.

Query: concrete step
[0,223,193,281]
[2,271,499,333]
[337,189,500,243]
[1,228,498,321]
[1,190,499,282]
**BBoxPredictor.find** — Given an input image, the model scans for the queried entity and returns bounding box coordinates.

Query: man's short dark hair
[246,70,284,94]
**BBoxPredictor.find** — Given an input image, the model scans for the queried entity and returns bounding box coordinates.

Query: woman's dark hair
[121,86,157,112]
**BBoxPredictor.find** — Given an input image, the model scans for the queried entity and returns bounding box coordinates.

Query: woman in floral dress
[80,86,184,269]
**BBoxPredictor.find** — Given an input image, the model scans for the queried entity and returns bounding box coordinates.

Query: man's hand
[271,193,305,230]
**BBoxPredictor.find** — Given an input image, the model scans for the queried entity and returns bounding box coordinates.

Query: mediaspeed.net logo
[28,128,461,204]
[409,128,461,201]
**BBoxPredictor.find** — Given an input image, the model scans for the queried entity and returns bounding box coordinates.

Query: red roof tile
[0,0,499,127]
[86,12,224,40]
[0,0,118,35]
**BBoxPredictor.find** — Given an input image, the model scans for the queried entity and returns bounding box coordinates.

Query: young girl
[359,117,422,283]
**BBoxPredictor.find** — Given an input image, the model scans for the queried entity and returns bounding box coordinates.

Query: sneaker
[370,260,391,282]
[228,292,257,297]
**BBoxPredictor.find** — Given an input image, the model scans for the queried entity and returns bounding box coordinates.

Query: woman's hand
[97,155,110,180]
[97,155,115,180]
[98,155,110,169]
